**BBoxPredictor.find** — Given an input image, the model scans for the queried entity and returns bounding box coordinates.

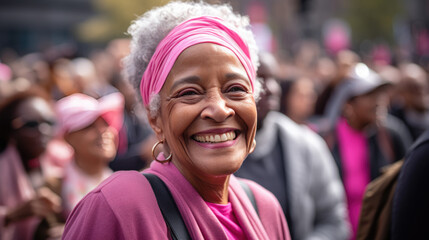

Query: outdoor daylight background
[0,0,428,66]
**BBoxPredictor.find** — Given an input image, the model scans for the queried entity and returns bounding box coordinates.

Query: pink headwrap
[55,92,124,135]
[140,16,256,106]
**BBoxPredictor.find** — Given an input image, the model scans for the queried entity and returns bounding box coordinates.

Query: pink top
[0,145,40,240]
[206,201,246,240]
[337,118,370,239]
[61,161,112,216]
[62,160,291,239]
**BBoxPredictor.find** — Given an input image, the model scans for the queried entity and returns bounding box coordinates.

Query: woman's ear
[249,138,256,153]
[146,107,164,139]
[343,101,354,119]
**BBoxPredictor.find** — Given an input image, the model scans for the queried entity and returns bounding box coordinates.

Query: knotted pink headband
[140,16,256,106]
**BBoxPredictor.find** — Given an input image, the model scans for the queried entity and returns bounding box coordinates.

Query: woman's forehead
[174,44,246,73]
[177,43,239,62]
[164,44,250,89]
[16,97,53,119]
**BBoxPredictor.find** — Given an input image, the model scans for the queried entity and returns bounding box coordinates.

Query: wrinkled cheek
[240,102,257,153]
[164,104,193,159]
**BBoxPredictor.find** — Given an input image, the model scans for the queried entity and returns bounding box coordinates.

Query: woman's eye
[177,89,199,97]
[228,85,246,92]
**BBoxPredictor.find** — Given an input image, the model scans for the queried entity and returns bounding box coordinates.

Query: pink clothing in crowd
[40,139,74,179]
[62,160,291,239]
[337,118,371,239]
[0,145,40,240]
[61,160,112,216]
[206,201,246,240]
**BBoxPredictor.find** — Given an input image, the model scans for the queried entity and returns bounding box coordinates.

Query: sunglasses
[12,118,57,131]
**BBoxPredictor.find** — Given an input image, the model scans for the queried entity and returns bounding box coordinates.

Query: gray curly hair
[123,1,260,116]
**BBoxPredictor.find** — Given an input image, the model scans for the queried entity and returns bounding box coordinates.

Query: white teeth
[194,131,236,143]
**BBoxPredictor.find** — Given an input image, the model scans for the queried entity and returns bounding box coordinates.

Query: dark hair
[0,87,51,152]
[279,78,297,115]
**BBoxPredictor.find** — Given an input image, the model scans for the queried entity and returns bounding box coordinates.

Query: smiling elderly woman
[62,1,290,240]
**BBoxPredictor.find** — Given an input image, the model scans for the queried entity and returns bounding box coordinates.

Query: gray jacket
[236,111,350,240]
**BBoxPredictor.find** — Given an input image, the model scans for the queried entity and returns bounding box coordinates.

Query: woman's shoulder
[69,170,155,215]
[63,170,167,239]
[65,171,161,224]
[90,170,151,201]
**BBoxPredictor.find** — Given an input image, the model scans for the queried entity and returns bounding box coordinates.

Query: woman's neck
[176,163,230,204]
[74,155,106,177]
[345,117,366,132]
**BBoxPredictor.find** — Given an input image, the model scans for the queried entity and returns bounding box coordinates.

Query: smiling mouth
[192,130,237,143]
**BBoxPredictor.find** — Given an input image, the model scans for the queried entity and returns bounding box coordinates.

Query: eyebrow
[170,72,250,91]
[225,72,249,81]
[171,75,201,91]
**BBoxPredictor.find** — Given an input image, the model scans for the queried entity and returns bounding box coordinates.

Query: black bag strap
[238,179,259,215]
[143,173,259,240]
[143,173,191,240]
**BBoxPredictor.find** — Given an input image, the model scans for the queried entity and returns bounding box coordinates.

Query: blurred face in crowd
[11,97,56,163]
[52,59,80,96]
[256,53,281,127]
[336,50,359,83]
[344,89,386,131]
[402,77,429,113]
[65,117,117,165]
[283,78,316,124]
[148,43,257,182]
[399,63,429,113]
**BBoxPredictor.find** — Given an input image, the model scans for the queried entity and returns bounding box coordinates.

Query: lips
[192,130,237,143]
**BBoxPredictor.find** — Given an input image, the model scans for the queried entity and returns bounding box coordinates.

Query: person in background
[390,63,429,140]
[322,63,412,239]
[279,76,317,127]
[0,87,62,240]
[101,39,156,171]
[0,62,13,99]
[235,52,350,240]
[62,2,290,239]
[314,50,360,124]
[55,92,123,216]
[391,129,429,239]
[108,73,156,171]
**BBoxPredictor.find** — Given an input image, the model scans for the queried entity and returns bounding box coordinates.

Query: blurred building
[229,0,428,62]
[0,0,94,56]
[0,0,428,62]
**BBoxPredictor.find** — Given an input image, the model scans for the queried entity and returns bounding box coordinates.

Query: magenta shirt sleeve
[62,191,125,240]
[62,171,170,240]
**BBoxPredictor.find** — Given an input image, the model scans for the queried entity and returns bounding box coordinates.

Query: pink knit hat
[55,92,124,135]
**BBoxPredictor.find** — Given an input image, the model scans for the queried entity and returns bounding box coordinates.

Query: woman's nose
[200,91,235,122]
[93,118,110,134]
[38,122,56,136]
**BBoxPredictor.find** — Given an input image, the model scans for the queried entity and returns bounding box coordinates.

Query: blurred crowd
[0,39,158,239]
[0,32,428,239]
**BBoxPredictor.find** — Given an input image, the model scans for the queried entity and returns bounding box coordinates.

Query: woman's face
[65,117,117,164]
[12,97,56,161]
[286,78,316,123]
[345,90,385,130]
[150,43,257,181]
